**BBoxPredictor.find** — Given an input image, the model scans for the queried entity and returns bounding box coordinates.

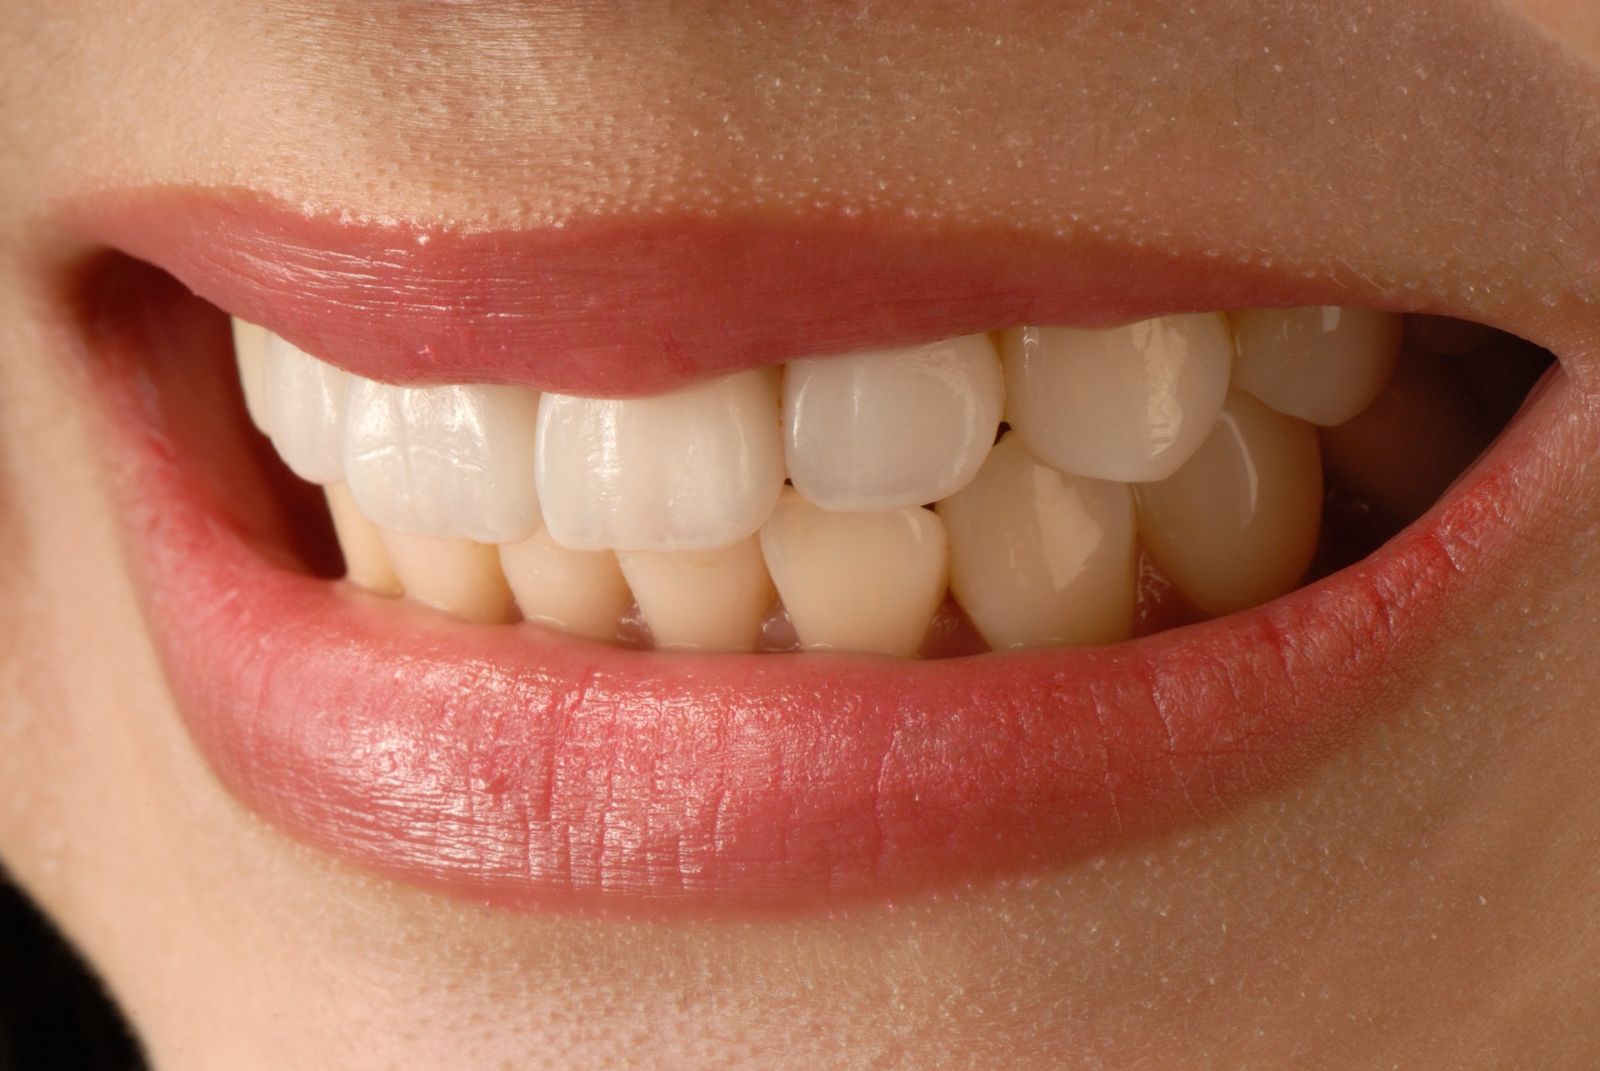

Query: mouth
[54,178,1584,918]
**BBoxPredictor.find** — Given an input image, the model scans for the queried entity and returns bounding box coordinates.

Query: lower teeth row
[232,308,1509,656]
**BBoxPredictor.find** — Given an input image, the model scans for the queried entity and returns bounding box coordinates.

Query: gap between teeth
[232,307,1437,655]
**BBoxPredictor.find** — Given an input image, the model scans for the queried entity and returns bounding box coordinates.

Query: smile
[60,186,1584,917]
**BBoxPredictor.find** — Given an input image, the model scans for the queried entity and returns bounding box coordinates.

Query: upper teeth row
[233,307,1403,653]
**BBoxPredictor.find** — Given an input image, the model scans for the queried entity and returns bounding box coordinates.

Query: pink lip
[76,187,1366,396]
[68,193,1590,917]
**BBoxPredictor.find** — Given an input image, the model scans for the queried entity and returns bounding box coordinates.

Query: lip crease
[64,193,1593,918]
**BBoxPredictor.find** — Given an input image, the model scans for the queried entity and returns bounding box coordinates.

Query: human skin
[3,0,1600,1067]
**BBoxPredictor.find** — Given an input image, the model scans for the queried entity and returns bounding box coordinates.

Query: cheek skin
[1,1,1600,1069]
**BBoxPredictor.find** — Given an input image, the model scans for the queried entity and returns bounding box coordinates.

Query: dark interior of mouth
[79,255,1557,659]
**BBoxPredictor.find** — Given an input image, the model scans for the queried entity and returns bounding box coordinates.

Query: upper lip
[47,1,1600,916]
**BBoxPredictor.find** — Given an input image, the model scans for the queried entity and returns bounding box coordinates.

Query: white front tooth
[617,538,775,652]
[1001,314,1233,482]
[535,370,785,552]
[1230,306,1402,426]
[324,483,402,596]
[231,318,270,433]
[783,334,1004,510]
[378,529,516,624]
[759,490,947,657]
[936,434,1135,649]
[261,332,349,484]
[343,379,542,544]
[1135,389,1323,617]
[499,528,632,642]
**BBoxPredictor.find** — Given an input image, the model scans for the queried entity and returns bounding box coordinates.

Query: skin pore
[2,1,1600,1066]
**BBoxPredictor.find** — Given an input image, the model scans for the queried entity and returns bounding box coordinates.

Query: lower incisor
[324,483,402,597]
[616,538,775,652]
[376,529,518,625]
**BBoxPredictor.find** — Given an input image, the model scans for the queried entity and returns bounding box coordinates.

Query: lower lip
[88,270,1584,918]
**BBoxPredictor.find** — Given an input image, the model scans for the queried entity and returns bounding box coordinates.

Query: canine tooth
[536,370,785,552]
[1231,306,1402,426]
[936,434,1135,649]
[343,379,542,544]
[759,490,947,657]
[261,332,349,484]
[1320,352,1488,524]
[378,530,516,624]
[231,318,270,433]
[617,538,775,652]
[1135,390,1322,616]
[499,528,632,642]
[1001,314,1232,482]
[783,334,1003,510]
[324,483,402,596]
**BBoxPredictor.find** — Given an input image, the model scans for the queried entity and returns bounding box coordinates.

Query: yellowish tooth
[936,434,1136,649]
[1135,390,1323,617]
[759,490,948,657]
[617,538,775,652]
[377,529,517,625]
[324,483,402,596]
[1319,352,1489,525]
[231,317,270,433]
[1230,306,1402,426]
[499,528,632,643]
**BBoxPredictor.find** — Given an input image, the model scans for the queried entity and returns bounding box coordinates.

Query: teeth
[377,529,517,625]
[324,483,402,596]
[231,318,270,433]
[1320,352,1489,525]
[343,378,542,544]
[617,539,775,652]
[783,334,1004,510]
[499,528,632,642]
[759,490,948,657]
[1230,307,1402,426]
[936,434,1136,649]
[535,370,785,552]
[261,331,350,485]
[1001,314,1233,482]
[1134,389,1323,616]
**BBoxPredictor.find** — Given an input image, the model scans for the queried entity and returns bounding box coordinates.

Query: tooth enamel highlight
[759,490,948,657]
[535,370,785,552]
[261,331,350,484]
[499,527,632,642]
[1320,352,1489,525]
[324,483,402,596]
[617,538,775,652]
[231,318,270,433]
[377,530,517,625]
[343,378,542,544]
[783,334,1004,510]
[1001,314,1233,482]
[1230,306,1402,426]
[1135,389,1323,616]
[936,434,1135,649]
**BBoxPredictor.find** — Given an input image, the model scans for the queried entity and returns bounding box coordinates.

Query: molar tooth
[759,490,947,657]
[499,528,632,643]
[783,334,1003,510]
[1320,352,1489,525]
[535,370,785,552]
[936,434,1135,649]
[617,538,775,652]
[261,331,349,484]
[1001,314,1233,482]
[1231,306,1402,426]
[343,378,542,544]
[378,529,516,624]
[1134,389,1322,617]
[324,483,402,596]
[231,318,270,433]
